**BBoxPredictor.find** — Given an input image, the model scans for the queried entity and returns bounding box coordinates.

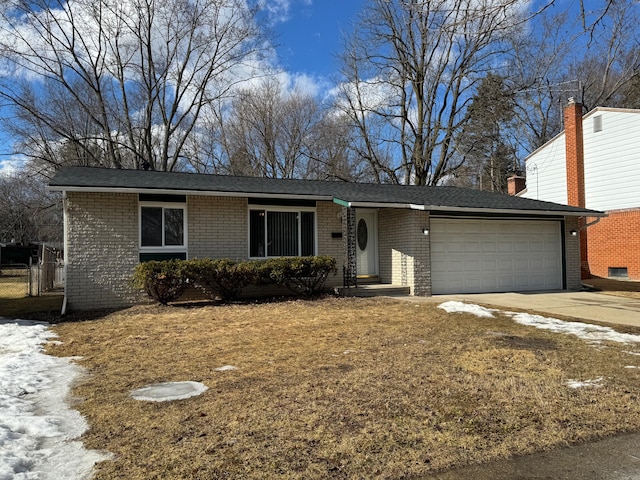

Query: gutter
[333,198,604,218]
[49,185,334,202]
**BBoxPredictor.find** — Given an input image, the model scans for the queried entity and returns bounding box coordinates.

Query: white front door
[356,210,378,277]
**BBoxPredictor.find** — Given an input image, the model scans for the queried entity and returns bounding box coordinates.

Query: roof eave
[49,185,334,201]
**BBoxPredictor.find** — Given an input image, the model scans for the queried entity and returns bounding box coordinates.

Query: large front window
[249,208,315,258]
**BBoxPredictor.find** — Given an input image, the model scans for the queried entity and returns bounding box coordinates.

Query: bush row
[132,256,337,305]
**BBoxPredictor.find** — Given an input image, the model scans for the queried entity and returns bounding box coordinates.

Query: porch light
[570,230,578,236]
[422,228,429,235]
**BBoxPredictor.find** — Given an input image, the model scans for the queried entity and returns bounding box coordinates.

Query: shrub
[134,256,337,304]
[186,258,254,301]
[262,256,337,296]
[132,260,188,305]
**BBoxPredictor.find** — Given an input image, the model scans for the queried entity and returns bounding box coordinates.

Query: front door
[356,210,378,277]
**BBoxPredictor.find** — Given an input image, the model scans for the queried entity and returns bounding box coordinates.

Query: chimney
[507,175,526,196]
[564,98,590,279]
[564,97,585,208]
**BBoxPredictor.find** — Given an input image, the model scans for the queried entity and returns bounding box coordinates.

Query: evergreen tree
[453,74,517,193]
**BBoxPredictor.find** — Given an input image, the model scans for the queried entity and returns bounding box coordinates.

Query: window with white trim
[139,195,187,260]
[249,207,316,258]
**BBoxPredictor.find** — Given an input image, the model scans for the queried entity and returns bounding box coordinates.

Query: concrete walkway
[419,291,640,328]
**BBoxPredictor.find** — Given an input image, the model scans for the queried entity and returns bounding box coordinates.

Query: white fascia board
[423,204,606,217]
[48,185,334,201]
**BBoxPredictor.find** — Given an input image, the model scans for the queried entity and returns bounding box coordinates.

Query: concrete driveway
[423,291,640,328]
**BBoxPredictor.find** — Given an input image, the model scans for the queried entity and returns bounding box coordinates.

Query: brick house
[518,99,640,281]
[49,166,601,310]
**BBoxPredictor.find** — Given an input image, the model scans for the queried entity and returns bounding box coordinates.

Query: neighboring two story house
[518,99,640,281]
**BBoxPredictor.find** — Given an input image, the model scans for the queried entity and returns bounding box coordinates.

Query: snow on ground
[438,301,640,344]
[0,318,109,480]
[438,301,495,318]
[130,381,208,402]
[566,377,604,389]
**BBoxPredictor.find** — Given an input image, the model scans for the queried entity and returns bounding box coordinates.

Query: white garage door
[430,218,563,294]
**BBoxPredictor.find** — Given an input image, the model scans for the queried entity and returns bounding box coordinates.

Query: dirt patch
[47,297,640,479]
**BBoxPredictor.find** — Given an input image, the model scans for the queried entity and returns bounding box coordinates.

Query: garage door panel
[431,219,562,294]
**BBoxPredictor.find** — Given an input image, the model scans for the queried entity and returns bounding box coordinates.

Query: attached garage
[430,218,563,294]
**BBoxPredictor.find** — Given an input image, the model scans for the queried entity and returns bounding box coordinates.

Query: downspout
[61,191,68,316]
[580,216,603,230]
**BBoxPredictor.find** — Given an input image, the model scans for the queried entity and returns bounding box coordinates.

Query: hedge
[133,256,337,304]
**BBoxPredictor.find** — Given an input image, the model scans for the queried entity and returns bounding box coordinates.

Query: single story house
[49,166,603,311]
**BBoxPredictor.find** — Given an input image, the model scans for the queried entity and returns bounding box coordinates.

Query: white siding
[522,109,640,212]
[522,133,568,204]
[583,110,640,211]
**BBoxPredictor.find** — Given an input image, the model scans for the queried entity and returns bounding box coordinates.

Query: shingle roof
[49,166,603,217]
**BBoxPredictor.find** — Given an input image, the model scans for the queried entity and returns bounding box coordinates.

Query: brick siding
[564,216,582,290]
[65,192,142,310]
[188,196,247,259]
[316,201,344,288]
[585,209,640,280]
[378,208,431,295]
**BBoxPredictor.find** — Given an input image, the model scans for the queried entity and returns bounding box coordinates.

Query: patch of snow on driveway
[0,318,109,480]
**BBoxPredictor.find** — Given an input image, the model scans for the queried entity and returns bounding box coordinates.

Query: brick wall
[586,209,640,280]
[317,201,344,288]
[188,196,247,259]
[378,209,431,295]
[66,192,142,310]
[564,216,582,290]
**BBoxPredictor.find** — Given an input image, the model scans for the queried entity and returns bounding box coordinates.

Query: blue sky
[271,0,365,79]
[0,0,366,173]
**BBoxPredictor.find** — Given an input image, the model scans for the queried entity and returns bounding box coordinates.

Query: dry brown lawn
[586,277,640,299]
[48,297,640,479]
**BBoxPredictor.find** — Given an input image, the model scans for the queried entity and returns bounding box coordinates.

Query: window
[608,267,628,278]
[249,208,315,258]
[139,195,187,257]
[593,115,602,133]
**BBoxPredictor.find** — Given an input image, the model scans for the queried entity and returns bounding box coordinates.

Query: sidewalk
[424,431,640,479]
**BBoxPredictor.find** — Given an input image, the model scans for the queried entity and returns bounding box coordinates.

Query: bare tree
[508,1,640,154]
[0,0,264,172]
[335,0,533,186]
[0,171,62,245]
[214,77,320,179]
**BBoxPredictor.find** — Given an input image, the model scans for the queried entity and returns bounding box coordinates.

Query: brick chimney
[564,98,590,278]
[507,175,526,196]
[564,98,585,208]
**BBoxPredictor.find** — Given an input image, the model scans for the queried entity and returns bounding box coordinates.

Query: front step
[337,284,411,297]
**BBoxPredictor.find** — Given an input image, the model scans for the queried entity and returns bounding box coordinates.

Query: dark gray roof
[49,166,603,217]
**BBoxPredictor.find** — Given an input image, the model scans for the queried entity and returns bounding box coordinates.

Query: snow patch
[0,318,110,479]
[130,381,208,402]
[214,365,238,372]
[438,301,495,318]
[566,377,604,389]
[507,312,640,344]
[438,302,640,344]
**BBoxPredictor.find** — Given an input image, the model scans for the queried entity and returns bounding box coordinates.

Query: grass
[0,293,63,317]
[46,297,640,479]
[585,277,640,299]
